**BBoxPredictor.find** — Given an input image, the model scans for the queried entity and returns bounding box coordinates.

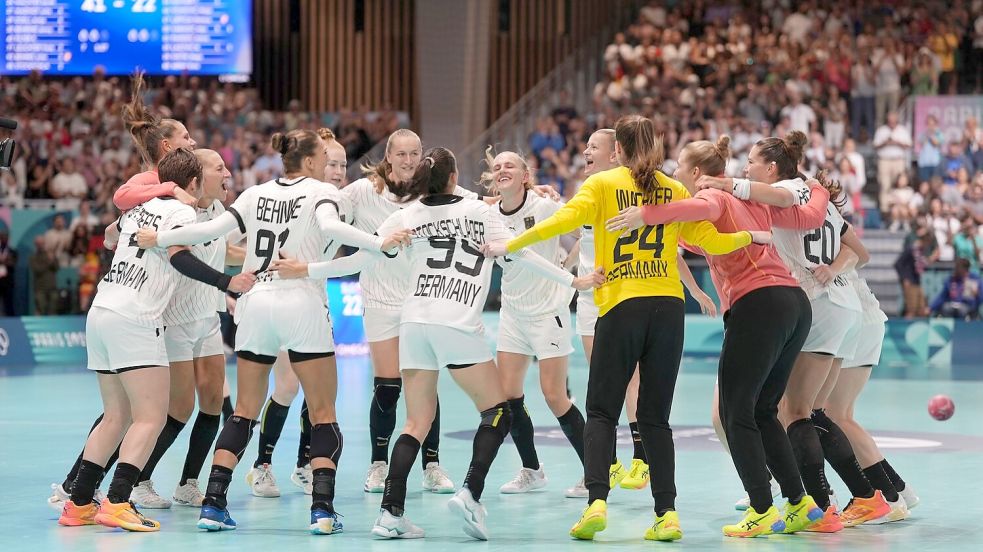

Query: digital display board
[1,0,252,76]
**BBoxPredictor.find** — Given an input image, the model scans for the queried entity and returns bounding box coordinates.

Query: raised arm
[148,211,239,248]
[506,180,598,253]
[839,224,870,267]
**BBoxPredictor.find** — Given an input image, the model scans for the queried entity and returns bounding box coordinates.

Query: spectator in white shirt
[874,111,913,211]
[873,40,904,127]
[780,89,816,135]
[49,158,88,200]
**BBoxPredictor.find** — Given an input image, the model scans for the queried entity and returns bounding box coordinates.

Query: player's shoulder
[526,191,563,214]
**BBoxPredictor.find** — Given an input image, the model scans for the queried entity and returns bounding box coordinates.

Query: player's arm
[225,243,246,266]
[771,182,830,230]
[696,175,797,208]
[563,237,581,270]
[104,218,122,250]
[114,177,196,210]
[315,200,409,252]
[678,254,717,316]
[503,248,603,291]
[139,211,239,248]
[606,192,725,233]
[499,180,598,254]
[839,224,870,268]
[679,220,759,255]
[273,250,380,280]
[811,246,859,286]
[167,246,254,293]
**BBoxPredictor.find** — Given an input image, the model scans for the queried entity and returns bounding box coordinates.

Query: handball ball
[928,395,955,421]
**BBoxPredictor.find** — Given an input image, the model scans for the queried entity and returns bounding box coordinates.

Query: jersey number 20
[803,221,835,265]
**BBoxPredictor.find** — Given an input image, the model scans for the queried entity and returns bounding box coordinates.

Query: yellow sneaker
[570,500,607,540]
[58,500,98,526]
[619,459,650,490]
[644,510,682,541]
[723,505,785,538]
[94,499,160,532]
[609,460,627,489]
[781,495,824,533]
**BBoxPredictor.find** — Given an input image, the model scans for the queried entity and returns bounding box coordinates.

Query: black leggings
[584,296,684,513]
[717,286,811,512]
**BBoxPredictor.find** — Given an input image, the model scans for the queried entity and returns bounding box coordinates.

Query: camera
[0,117,17,170]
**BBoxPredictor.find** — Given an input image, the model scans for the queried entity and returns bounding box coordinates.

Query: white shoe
[371,509,425,539]
[291,464,313,495]
[499,464,547,494]
[829,489,839,511]
[899,484,919,509]
[871,495,909,524]
[131,479,173,509]
[734,479,781,511]
[565,477,588,498]
[422,462,455,494]
[48,483,105,511]
[448,488,488,541]
[173,479,205,506]
[364,461,388,493]
[245,464,281,498]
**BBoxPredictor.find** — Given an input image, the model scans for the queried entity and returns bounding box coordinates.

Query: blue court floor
[2,320,981,552]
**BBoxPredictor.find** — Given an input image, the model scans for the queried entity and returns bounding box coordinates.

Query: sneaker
[869,496,909,524]
[291,464,313,495]
[448,488,489,541]
[644,510,683,541]
[570,499,607,540]
[564,477,588,498]
[131,480,173,509]
[422,462,455,494]
[722,505,785,538]
[499,464,547,494]
[841,490,891,527]
[364,461,388,493]
[804,505,844,533]
[310,507,344,535]
[245,464,281,498]
[48,483,71,512]
[781,495,824,533]
[173,480,204,507]
[371,509,425,539]
[620,459,650,490]
[735,479,781,511]
[609,460,627,489]
[899,484,919,509]
[94,499,160,532]
[58,500,98,526]
[198,504,237,531]
[829,489,839,511]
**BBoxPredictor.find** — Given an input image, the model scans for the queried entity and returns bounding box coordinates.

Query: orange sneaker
[840,490,891,527]
[58,500,98,526]
[93,499,160,532]
[804,505,844,533]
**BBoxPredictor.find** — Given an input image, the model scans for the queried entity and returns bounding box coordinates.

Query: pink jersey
[640,185,829,312]
[113,170,172,211]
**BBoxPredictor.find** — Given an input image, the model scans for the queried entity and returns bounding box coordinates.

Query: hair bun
[271,133,290,155]
[783,130,807,162]
[715,135,731,156]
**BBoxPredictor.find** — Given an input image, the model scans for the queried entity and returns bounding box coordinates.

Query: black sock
[557,404,586,465]
[507,396,540,470]
[464,402,511,501]
[64,414,106,492]
[382,434,421,517]
[312,467,336,513]
[254,398,290,467]
[629,421,648,463]
[863,463,900,502]
[222,396,234,422]
[879,459,906,491]
[787,418,831,510]
[107,462,142,504]
[140,415,186,482]
[70,460,104,506]
[181,412,221,485]
[811,409,874,499]
[421,400,441,470]
[202,465,234,510]
[370,378,402,463]
[297,401,312,468]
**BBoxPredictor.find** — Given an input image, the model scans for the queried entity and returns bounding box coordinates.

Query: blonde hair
[479,146,535,195]
[681,135,731,177]
[360,128,421,194]
[121,72,185,166]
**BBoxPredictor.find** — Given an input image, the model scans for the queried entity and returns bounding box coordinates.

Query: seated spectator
[953,218,983,274]
[888,172,916,231]
[931,258,982,319]
[941,141,974,186]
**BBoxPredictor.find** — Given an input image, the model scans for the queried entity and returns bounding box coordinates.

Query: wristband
[732,178,751,200]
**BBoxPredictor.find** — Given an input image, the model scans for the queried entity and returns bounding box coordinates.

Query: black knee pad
[479,402,512,439]
[214,416,258,460]
[310,422,343,465]
[810,408,833,430]
[373,377,402,412]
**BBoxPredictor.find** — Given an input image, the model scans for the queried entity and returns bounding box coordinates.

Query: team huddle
[49,75,918,542]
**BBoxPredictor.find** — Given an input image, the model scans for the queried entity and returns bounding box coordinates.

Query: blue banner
[326,278,368,357]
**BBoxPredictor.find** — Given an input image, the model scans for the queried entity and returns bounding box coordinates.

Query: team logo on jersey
[524,216,536,229]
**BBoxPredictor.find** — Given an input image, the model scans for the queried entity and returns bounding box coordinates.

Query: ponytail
[403,147,457,202]
[614,115,665,198]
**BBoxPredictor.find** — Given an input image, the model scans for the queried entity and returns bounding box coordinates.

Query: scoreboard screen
[1,0,252,77]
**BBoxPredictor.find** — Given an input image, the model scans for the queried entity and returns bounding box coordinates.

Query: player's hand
[480,241,509,257]
[227,272,257,293]
[172,185,197,207]
[572,267,605,290]
[381,229,413,252]
[531,184,561,201]
[693,289,718,317]
[748,230,772,245]
[605,206,645,234]
[696,175,731,192]
[225,295,237,316]
[269,257,310,279]
[812,265,835,286]
[136,228,158,248]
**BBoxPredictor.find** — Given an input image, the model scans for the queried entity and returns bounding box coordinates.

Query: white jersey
[376,194,510,333]
[92,198,196,327]
[496,191,574,317]
[229,175,338,295]
[577,223,596,298]
[771,178,862,311]
[163,200,227,326]
[847,270,888,324]
[341,177,479,310]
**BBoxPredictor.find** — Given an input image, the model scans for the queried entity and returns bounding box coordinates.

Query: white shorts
[363,307,401,342]
[86,307,168,372]
[164,317,224,363]
[399,323,493,371]
[802,295,863,358]
[497,309,574,359]
[576,292,599,337]
[843,319,886,369]
[235,290,334,362]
